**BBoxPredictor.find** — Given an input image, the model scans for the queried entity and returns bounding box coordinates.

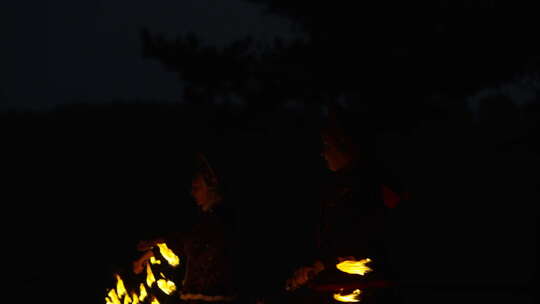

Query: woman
[134,153,240,303]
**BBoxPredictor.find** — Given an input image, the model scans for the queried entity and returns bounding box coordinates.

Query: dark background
[3,1,538,304]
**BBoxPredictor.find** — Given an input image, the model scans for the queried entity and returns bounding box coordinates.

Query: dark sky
[2,1,538,112]
[1,0,296,109]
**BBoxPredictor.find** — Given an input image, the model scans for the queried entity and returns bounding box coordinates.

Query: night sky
[2,1,539,110]
[1,0,295,109]
[3,2,538,304]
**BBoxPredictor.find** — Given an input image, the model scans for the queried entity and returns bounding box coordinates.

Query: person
[284,105,407,303]
[133,153,241,303]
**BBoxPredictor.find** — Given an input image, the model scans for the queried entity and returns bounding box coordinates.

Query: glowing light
[336,258,373,276]
[123,293,132,304]
[157,243,180,267]
[106,289,121,304]
[139,284,148,302]
[115,274,127,299]
[333,289,362,302]
[157,279,177,295]
[146,263,156,287]
[131,292,139,304]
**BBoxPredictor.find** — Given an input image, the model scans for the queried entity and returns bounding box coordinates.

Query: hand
[133,250,154,274]
[136,238,165,252]
[285,261,325,291]
[285,267,310,291]
[337,256,356,262]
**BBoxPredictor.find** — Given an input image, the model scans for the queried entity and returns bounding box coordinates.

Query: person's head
[320,105,358,172]
[191,153,223,212]
[321,129,356,172]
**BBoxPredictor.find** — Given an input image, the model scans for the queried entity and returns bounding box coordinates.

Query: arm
[285,260,325,291]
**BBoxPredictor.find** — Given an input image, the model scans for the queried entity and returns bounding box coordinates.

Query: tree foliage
[139,1,539,118]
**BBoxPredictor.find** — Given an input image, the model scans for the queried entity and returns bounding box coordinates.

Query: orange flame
[115,274,127,299]
[157,278,177,295]
[131,292,139,304]
[123,293,132,304]
[157,243,180,267]
[336,258,373,276]
[333,289,362,302]
[138,283,148,302]
[146,263,156,287]
[105,242,179,303]
[106,289,121,304]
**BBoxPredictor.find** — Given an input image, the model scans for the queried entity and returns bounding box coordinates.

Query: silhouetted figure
[284,106,406,303]
[134,153,242,303]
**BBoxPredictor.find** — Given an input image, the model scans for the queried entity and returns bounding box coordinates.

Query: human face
[321,133,351,172]
[191,173,210,209]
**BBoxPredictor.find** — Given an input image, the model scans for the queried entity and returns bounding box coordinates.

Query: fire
[106,289,121,304]
[146,263,156,287]
[131,292,140,304]
[157,243,180,267]
[123,293,132,304]
[115,274,127,298]
[138,283,148,302]
[157,279,177,295]
[105,242,180,304]
[336,258,373,276]
[333,289,362,302]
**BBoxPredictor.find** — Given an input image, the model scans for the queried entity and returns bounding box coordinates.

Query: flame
[334,289,362,302]
[157,279,177,295]
[157,243,180,267]
[146,263,156,287]
[115,274,127,299]
[105,242,179,304]
[123,293,132,304]
[131,292,139,304]
[106,289,121,304]
[336,258,373,276]
[139,283,148,302]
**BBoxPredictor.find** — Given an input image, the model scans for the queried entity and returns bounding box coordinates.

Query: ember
[333,289,362,302]
[336,258,373,276]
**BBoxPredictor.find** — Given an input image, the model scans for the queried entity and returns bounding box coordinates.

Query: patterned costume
[166,205,239,303]
[308,164,404,304]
